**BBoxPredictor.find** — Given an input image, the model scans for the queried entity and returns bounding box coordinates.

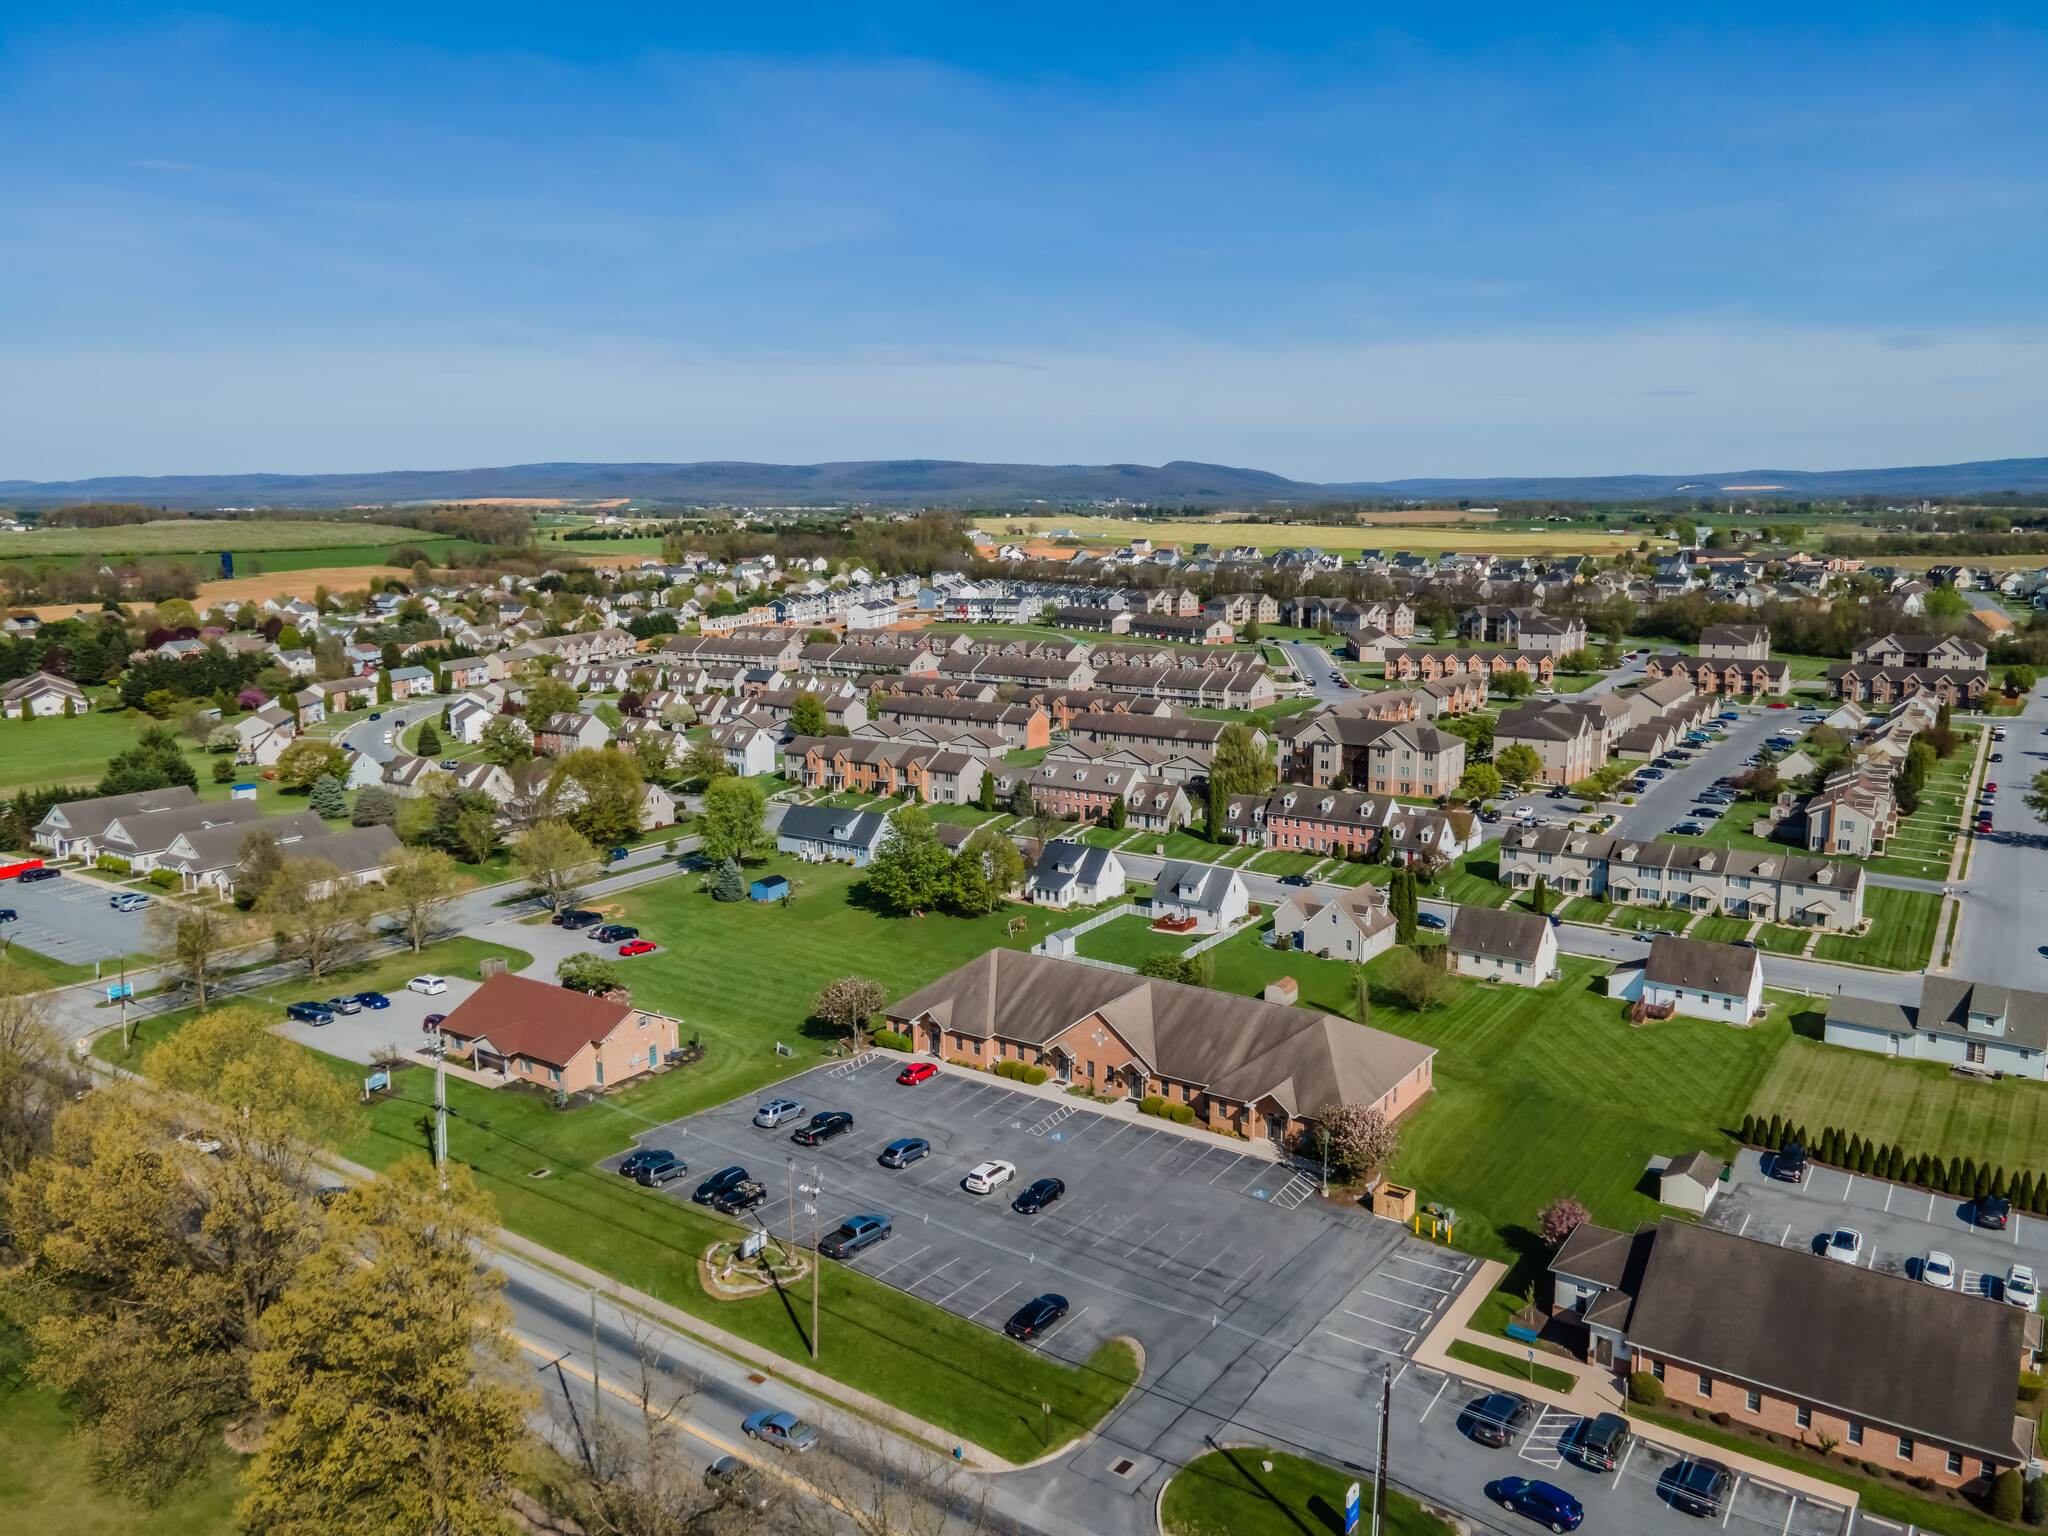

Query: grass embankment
[1161,1447,1453,1536]
[1813,885,1943,971]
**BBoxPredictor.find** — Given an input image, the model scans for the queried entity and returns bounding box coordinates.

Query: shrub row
[992,1059,1050,1086]
[1139,1095,1198,1124]
[871,1028,912,1052]
[1743,1112,2048,1213]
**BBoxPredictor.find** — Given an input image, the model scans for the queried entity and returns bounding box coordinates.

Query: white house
[1447,905,1559,987]
[1149,860,1250,934]
[447,696,496,745]
[706,718,779,778]
[1267,888,1396,964]
[775,805,893,865]
[1025,840,1126,907]
[1642,934,1764,1022]
[1825,977,2048,1080]
[388,664,436,699]
[2,671,90,717]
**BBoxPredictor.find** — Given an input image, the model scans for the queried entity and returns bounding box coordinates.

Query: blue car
[1490,1477,1584,1531]
[352,991,390,1010]
[1417,912,1447,930]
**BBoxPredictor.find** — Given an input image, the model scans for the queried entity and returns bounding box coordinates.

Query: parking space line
[1386,1253,1468,1279]
[866,1243,929,1279]
[1842,1174,1855,1203]
[1173,1145,1222,1178]
[1612,1437,1635,1486]
[1721,1472,1743,1528]
[1158,1231,1204,1270]
[1122,1221,1172,1258]
[1185,1244,1235,1288]
[1418,1378,1450,1422]
[904,1256,960,1294]
[1035,1304,1088,1347]
[1237,1163,1273,1192]
[1207,1154,1253,1185]
[1356,1288,1433,1314]
[1340,1312,1418,1338]
[967,1282,1023,1321]
[1375,1270,1455,1296]
[1094,1123,1133,1149]
[931,1268,992,1308]
[1088,1213,1138,1248]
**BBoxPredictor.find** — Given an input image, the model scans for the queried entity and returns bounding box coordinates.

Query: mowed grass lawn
[1201,933,1785,1271]
[1813,885,1942,970]
[0,711,162,793]
[1430,841,1510,909]
[1161,1447,1451,1536]
[1755,1033,2048,1175]
[1075,913,1190,969]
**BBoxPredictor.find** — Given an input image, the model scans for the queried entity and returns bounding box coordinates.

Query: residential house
[1850,634,1989,671]
[31,786,201,859]
[1024,841,1126,907]
[152,809,332,896]
[1127,613,1234,646]
[1825,663,1988,707]
[534,712,612,756]
[233,704,298,766]
[705,717,779,778]
[885,950,1436,1143]
[1642,934,1764,1021]
[293,688,327,725]
[438,972,681,1095]
[1280,714,1465,797]
[443,657,492,691]
[775,805,894,866]
[1826,977,2048,1080]
[1149,860,1250,934]
[447,696,497,745]
[1267,887,1396,964]
[387,664,436,698]
[1447,906,1558,986]
[1698,625,1771,660]
[1,671,89,717]
[1029,759,1188,829]
[1642,654,1793,697]
[1493,702,1604,786]
[1803,767,1897,858]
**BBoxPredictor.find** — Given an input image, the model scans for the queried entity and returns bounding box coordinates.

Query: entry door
[1265,1111,1288,1143]
[1595,1336,1613,1368]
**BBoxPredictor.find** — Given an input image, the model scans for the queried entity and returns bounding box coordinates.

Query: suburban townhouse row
[1499,823,1867,928]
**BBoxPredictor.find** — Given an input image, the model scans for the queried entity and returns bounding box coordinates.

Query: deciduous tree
[510,820,600,912]
[1310,1102,1398,1182]
[478,714,533,767]
[378,846,461,952]
[145,900,242,1009]
[548,745,645,847]
[696,776,767,864]
[239,1157,535,1536]
[791,691,829,737]
[557,952,623,995]
[275,736,350,791]
[262,858,373,979]
[814,976,886,1048]
[1539,1196,1592,1248]
[1496,743,1544,789]
[860,807,952,914]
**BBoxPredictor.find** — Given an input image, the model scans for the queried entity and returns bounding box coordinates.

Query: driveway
[1278,639,1353,706]
[1610,705,1792,840]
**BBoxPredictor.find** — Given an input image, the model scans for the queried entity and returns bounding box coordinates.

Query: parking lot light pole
[433,1022,448,1189]
[798,1167,822,1358]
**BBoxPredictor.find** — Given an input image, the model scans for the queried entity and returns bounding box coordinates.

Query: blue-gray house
[775,805,893,866]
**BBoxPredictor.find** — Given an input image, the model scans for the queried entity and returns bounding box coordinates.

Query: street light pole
[1370,1363,1390,1536]
[589,1287,601,1468]
[811,1162,821,1359]
[433,1020,448,1189]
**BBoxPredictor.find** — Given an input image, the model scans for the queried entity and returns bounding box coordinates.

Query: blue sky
[3,3,2045,482]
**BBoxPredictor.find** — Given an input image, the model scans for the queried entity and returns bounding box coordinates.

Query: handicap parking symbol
[1051,1132,1066,1141]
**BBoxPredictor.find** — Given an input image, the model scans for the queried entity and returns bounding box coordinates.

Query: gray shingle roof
[1447,905,1551,963]
[1644,934,1761,997]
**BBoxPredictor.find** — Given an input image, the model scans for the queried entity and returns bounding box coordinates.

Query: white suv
[963,1160,1016,1195]
[407,975,448,995]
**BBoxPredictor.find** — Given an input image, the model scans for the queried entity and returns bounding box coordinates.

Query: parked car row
[283,991,390,1025]
[1468,1401,1734,1526]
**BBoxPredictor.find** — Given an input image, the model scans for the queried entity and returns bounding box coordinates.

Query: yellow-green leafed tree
[239,1156,536,1536]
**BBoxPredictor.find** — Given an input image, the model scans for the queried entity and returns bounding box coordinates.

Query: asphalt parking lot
[272,977,481,1064]
[613,1058,1457,1369]
[0,871,152,968]
[1705,1148,2048,1301]
[1613,706,1794,840]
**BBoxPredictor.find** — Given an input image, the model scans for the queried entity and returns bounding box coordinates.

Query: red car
[619,939,657,956]
[897,1062,938,1086]
[1985,783,1998,793]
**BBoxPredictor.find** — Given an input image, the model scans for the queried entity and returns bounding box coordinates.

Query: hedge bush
[1992,1468,2023,1522]
[871,1028,912,1052]
[1741,1111,2048,1214]
[1170,1103,1196,1124]
[2023,1473,2047,1526]
[1627,1371,1663,1407]
[990,1060,1050,1085]
[2020,1372,2043,1404]
[148,869,180,890]
[95,854,132,874]
[1140,1094,1167,1117]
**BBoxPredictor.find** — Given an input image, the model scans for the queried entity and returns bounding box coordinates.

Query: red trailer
[0,858,45,880]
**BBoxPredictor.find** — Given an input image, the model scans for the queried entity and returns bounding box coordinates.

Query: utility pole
[1321,1123,1330,1198]
[589,1286,601,1466]
[1371,1363,1390,1536]
[811,1163,822,1359]
[787,1154,797,1254]
[120,954,130,1052]
[433,1019,448,1189]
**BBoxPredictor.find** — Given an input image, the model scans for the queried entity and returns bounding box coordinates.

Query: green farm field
[0,520,408,558]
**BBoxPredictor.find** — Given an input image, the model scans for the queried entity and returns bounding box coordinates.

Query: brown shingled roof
[440,972,632,1068]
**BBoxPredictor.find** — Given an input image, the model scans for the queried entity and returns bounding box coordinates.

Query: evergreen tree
[375,667,393,705]
[1530,875,1549,916]
[712,857,746,902]
[1107,794,1126,830]
[308,773,347,819]
[417,721,442,757]
[1766,1113,1782,1148]
[1963,1156,1979,1194]
[975,769,996,812]
[1741,1113,1755,1144]
[1949,1155,1964,1191]
[351,784,396,827]
[1010,780,1035,818]
[1857,1140,1873,1175]
[1993,1166,2009,1200]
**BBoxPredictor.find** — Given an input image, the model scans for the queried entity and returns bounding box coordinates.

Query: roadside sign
[364,1071,390,1094]
[106,982,134,1002]
[740,1228,768,1260]
[1344,1480,1360,1535]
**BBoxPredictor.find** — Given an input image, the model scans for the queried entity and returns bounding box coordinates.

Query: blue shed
[749,876,790,903]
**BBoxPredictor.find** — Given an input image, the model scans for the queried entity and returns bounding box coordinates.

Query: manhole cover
[1111,1459,1136,1477]
[528,1168,551,1179]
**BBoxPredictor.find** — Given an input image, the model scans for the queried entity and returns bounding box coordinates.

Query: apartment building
[1698,624,1771,660]
[1281,715,1466,797]
[1492,702,1605,786]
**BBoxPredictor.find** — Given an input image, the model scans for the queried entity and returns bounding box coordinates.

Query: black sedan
[591,924,639,944]
[1012,1177,1065,1214]
[1003,1293,1068,1341]
[618,1147,677,1177]
[1977,1194,2013,1230]
[1463,1392,1534,1448]
[693,1166,750,1204]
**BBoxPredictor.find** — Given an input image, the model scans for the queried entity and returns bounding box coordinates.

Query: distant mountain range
[3,454,2045,508]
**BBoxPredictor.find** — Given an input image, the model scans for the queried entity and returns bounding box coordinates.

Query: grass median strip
[1161,1446,1453,1536]
[1445,1339,1577,1393]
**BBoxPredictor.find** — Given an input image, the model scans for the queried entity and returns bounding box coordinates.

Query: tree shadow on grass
[1497,1223,1554,1304]
[1208,1445,1335,1536]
